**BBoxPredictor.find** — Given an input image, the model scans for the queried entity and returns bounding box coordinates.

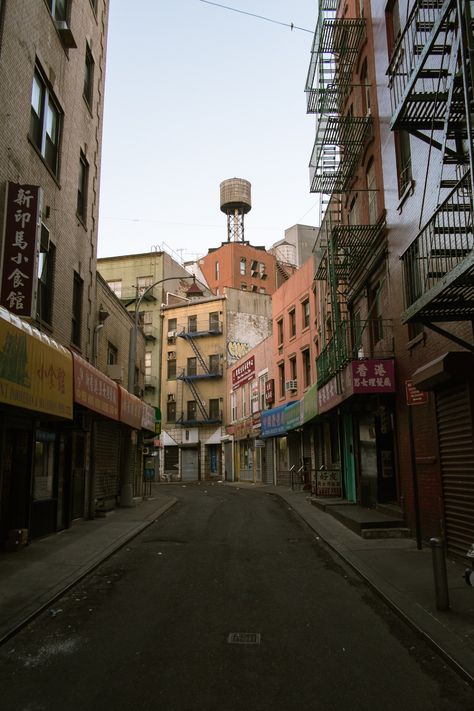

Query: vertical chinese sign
[1,183,42,317]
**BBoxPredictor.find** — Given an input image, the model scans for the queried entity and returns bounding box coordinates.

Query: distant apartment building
[197,241,277,296]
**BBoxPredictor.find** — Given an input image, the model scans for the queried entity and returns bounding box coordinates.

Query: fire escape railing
[316,319,394,387]
[400,171,474,321]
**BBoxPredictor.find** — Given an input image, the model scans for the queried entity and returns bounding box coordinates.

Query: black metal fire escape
[389,0,474,350]
[175,321,223,426]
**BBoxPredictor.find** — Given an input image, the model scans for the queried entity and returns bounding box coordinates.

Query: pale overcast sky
[97,1,318,262]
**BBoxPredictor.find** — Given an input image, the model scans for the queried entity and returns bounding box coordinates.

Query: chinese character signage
[0,310,73,418]
[350,359,395,393]
[141,402,156,432]
[405,379,429,406]
[318,376,343,414]
[261,403,288,437]
[72,352,119,420]
[119,385,143,429]
[232,355,255,390]
[316,468,342,497]
[265,378,274,404]
[1,183,42,317]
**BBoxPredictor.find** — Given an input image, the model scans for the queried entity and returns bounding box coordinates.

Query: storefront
[0,308,73,546]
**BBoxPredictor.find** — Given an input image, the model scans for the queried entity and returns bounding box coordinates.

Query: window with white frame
[242,383,248,418]
[48,0,68,21]
[107,280,122,298]
[240,258,246,275]
[231,391,237,422]
[259,372,268,411]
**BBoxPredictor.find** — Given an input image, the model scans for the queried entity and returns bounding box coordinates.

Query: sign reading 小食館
[1,183,42,318]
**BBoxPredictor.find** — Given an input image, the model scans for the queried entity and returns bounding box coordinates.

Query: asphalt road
[0,484,473,710]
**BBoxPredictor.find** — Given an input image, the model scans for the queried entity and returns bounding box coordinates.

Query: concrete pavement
[0,482,473,686]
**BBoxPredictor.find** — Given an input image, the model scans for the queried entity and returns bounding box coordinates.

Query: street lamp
[127,274,196,393]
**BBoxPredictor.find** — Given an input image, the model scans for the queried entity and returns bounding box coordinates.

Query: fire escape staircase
[389,0,474,348]
[175,325,223,425]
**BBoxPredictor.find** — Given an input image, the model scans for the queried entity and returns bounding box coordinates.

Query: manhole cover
[227,632,261,645]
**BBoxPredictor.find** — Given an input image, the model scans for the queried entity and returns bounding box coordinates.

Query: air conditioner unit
[107,364,124,382]
[168,393,175,402]
[143,447,150,455]
[167,352,176,360]
[285,379,297,392]
[167,330,177,338]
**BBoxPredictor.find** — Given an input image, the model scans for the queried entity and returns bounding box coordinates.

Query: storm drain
[227,632,261,645]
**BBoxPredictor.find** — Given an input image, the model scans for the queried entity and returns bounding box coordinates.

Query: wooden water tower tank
[220,178,252,242]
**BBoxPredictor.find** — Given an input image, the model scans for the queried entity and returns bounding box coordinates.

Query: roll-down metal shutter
[436,382,474,560]
[94,420,121,501]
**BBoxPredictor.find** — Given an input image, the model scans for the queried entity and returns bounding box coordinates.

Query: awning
[72,351,119,420]
[412,352,474,391]
[0,306,73,419]
[261,403,291,438]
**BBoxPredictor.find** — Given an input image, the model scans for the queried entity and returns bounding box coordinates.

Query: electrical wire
[199,0,313,33]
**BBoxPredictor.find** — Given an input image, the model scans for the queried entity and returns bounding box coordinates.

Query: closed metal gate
[181,447,198,481]
[224,441,233,481]
[436,382,474,560]
[164,446,179,481]
[94,420,121,504]
[263,440,274,485]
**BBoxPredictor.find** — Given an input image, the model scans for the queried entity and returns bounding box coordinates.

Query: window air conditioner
[168,394,175,402]
[285,379,297,392]
[167,352,176,360]
[167,330,177,338]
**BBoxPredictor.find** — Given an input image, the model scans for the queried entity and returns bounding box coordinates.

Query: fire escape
[388,0,474,349]
[306,1,388,386]
[175,318,223,426]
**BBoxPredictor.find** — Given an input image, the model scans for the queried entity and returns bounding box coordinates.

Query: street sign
[405,379,429,406]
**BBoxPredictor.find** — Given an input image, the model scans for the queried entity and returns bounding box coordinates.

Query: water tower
[220,178,251,242]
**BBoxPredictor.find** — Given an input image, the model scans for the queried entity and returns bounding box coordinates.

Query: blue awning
[261,403,291,438]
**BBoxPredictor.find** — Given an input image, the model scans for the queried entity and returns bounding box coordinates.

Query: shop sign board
[0,183,42,318]
[141,401,156,432]
[73,352,119,420]
[119,385,143,429]
[350,359,395,393]
[232,355,255,390]
[318,375,344,414]
[316,468,342,497]
[0,309,73,418]
[405,379,429,406]
[261,403,288,437]
[265,378,275,404]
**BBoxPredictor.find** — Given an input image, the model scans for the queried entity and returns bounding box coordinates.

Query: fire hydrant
[463,542,474,586]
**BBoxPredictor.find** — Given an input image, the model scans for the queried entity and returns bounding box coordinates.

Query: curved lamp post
[127,274,196,393]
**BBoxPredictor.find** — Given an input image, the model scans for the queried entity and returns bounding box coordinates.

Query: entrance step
[311,500,408,538]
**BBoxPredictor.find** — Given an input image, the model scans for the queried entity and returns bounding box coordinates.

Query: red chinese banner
[119,385,143,429]
[72,352,119,420]
[265,378,274,404]
[1,183,42,317]
[351,359,395,393]
[232,355,255,390]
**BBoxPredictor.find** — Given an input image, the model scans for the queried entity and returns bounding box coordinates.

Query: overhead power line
[199,0,313,33]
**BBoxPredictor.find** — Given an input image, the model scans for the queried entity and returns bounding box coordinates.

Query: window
[71,271,83,347]
[259,263,266,278]
[209,354,220,374]
[209,398,220,419]
[289,309,296,338]
[167,353,176,380]
[348,195,359,226]
[168,317,177,332]
[370,283,384,344]
[83,44,94,107]
[188,315,197,333]
[395,131,412,197]
[386,0,401,57]
[187,357,197,377]
[302,349,311,388]
[30,67,61,176]
[187,400,197,421]
[240,258,246,275]
[145,351,152,381]
[242,384,248,418]
[167,400,176,423]
[209,311,219,330]
[48,0,67,21]
[137,275,152,297]
[289,356,297,382]
[231,392,237,422]
[278,362,285,398]
[302,299,310,329]
[37,227,54,325]
[241,283,247,291]
[107,342,118,365]
[77,151,88,221]
[107,280,122,297]
[366,157,377,224]
[360,58,371,116]
[277,319,284,347]
[215,261,220,280]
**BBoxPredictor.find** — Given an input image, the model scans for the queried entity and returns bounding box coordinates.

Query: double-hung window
[83,44,94,108]
[30,67,61,176]
[77,151,89,222]
[48,0,68,21]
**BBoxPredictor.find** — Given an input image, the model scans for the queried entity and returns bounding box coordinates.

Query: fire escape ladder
[183,378,209,420]
[181,333,209,375]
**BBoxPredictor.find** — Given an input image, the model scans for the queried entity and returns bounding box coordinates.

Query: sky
[97,0,319,263]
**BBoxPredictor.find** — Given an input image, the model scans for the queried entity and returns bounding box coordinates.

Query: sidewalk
[1,483,474,685]
[0,489,177,645]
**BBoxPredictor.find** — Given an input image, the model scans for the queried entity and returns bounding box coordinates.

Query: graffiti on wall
[227,340,250,363]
